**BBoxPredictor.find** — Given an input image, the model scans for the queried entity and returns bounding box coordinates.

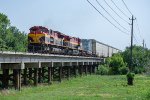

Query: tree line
[0,13,27,52]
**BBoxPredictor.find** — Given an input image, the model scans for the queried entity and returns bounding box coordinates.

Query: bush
[106,53,127,75]
[119,67,129,75]
[96,65,109,75]
[126,72,135,85]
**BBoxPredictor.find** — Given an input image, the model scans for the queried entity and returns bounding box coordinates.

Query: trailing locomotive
[28,26,84,56]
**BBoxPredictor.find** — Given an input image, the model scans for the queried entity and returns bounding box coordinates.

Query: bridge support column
[89,62,93,75]
[85,65,87,75]
[14,69,21,90]
[29,68,33,81]
[72,62,78,78]
[74,66,77,77]
[42,67,45,82]
[51,67,54,81]
[84,62,88,76]
[38,68,42,83]
[79,62,83,77]
[92,63,96,73]
[67,62,72,80]
[48,67,52,84]
[59,66,62,82]
[67,66,70,80]
[23,68,27,85]
[2,69,9,89]
[34,68,38,86]
[96,62,100,71]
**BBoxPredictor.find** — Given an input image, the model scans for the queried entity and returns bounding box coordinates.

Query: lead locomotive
[28,26,88,56]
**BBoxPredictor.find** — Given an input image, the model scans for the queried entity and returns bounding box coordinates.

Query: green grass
[0,75,150,100]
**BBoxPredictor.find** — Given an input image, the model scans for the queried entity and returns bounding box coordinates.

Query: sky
[0,0,150,50]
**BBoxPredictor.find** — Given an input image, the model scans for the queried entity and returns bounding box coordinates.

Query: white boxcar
[81,39,121,57]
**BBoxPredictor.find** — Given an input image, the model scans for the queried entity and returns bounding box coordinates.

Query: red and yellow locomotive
[28,26,82,55]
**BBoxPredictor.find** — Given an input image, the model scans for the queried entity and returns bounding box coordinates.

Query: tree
[0,13,27,52]
[122,45,149,73]
[106,53,127,75]
[0,13,10,38]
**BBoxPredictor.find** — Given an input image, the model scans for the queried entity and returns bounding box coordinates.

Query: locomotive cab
[28,26,50,52]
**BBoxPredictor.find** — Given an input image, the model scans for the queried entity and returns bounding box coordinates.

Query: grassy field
[0,75,150,100]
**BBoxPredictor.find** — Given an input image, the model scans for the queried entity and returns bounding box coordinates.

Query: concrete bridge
[0,51,101,90]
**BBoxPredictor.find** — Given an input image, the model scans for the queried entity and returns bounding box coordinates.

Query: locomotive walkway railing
[0,51,101,90]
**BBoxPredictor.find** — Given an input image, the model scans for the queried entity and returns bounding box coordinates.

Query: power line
[135,19,143,41]
[103,0,130,24]
[121,0,133,15]
[86,0,129,35]
[110,0,130,18]
[133,34,139,44]
[96,0,129,32]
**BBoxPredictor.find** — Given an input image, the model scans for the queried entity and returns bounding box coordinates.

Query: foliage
[0,13,27,52]
[96,64,109,75]
[126,72,135,85]
[106,53,127,75]
[126,72,135,79]
[119,66,129,75]
[122,45,150,74]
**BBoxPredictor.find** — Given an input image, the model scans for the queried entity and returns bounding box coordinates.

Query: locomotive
[28,26,88,56]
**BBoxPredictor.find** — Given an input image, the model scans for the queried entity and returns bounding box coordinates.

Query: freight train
[27,26,94,56]
[28,26,120,57]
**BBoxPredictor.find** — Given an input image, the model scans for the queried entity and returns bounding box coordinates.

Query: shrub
[120,66,129,75]
[126,72,135,85]
[96,65,109,75]
[106,53,127,75]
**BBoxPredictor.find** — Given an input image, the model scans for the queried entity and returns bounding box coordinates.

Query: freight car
[28,26,84,56]
[81,39,121,58]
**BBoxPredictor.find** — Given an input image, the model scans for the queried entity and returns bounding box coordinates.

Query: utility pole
[142,39,145,48]
[129,15,136,72]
